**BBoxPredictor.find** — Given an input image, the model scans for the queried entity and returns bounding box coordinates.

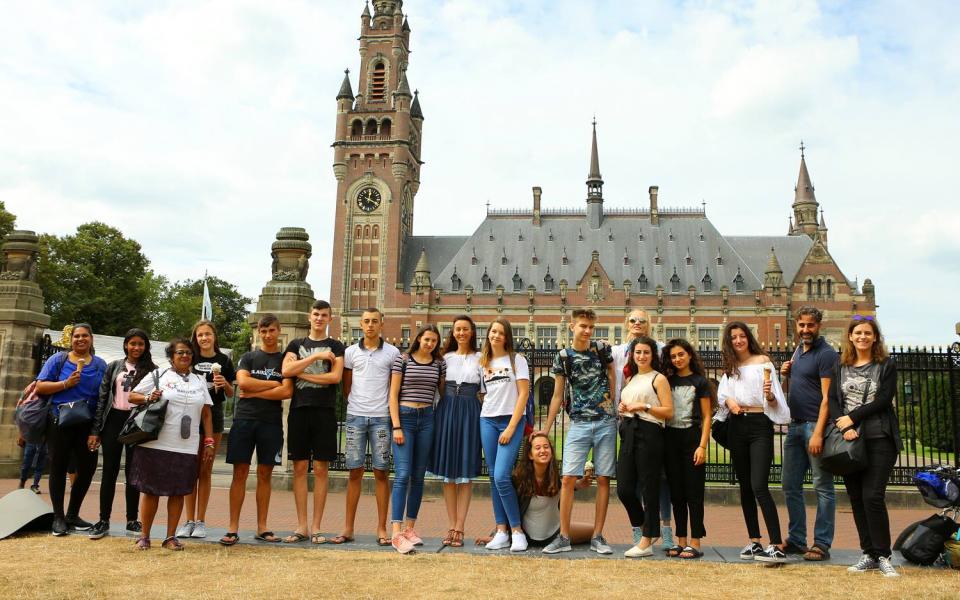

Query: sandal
[162,536,184,551]
[442,529,456,546]
[450,530,464,548]
[679,546,704,559]
[283,532,308,544]
[254,531,281,543]
[219,532,240,546]
[330,534,354,544]
[135,537,150,551]
[803,545,830,561]
[666,545,684,557]
[311,532,328,544]
[377,536,392,546]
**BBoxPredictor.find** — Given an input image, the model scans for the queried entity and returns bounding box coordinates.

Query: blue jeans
[782,421,836,549]
[345,414,391,471]
[391,406,434,523]
[20,442,47,485]
[480,415,524,528]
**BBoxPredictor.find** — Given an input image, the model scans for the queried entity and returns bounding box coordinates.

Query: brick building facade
[326,1,877,348]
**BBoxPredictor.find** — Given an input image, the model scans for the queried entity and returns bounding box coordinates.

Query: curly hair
[720,321,767,377]
[622,336,661,380]
[513,433,560,500]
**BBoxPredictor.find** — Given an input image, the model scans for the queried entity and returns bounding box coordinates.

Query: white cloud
[1,0,957,345]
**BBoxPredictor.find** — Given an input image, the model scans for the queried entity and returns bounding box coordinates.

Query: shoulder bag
[821,375,869,475]
[118,370,167,446]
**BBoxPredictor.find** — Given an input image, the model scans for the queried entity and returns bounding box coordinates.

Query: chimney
[649,185,660,226]
[532,186,542,226]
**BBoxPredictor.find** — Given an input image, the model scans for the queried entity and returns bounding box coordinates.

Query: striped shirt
[391,354,446,405]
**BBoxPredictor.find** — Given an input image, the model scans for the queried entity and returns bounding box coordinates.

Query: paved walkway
[0,471,933,564]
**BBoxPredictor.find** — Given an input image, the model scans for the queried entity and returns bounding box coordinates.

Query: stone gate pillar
[0,231,51,474]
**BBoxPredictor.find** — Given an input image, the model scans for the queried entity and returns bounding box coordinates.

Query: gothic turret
[791,141,820,238]
[412,247,431,290]
[337,69,354,101]
[410,90,424,120]
[764,246,784,291]
[586,119,604,229]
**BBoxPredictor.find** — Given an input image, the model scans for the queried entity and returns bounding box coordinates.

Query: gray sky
[3,1,957,346]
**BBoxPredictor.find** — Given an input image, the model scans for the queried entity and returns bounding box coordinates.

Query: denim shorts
[345,414,391,471]
[561,417,617,477]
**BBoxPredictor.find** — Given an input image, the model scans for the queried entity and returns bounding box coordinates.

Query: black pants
[47,419,98,519]
[664,426,706,539]
[843,436,897,558]
[99,409,139,522]
[729,413,781,543]
[616,418,664,537]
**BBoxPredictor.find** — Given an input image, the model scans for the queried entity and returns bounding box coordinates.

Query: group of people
[29,301,902,577]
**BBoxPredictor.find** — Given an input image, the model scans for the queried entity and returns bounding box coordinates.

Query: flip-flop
[666,545,684,557]
[219,532,239,546]
[311,532,328,544]
[377,536,392,546]
[283,532,308,544]
[679,546,704,559]
[255,531,280,543]
[329,534,354,544]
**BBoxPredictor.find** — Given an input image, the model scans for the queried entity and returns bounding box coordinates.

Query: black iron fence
[33,334,960,486]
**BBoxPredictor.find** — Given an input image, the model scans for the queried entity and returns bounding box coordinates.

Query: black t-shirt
[284,337,346,409]
[235,350,286,424]
[192,351,236,406]
[666,373,712,429]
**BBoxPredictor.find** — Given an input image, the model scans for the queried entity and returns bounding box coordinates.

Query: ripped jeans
[344,414,391,471]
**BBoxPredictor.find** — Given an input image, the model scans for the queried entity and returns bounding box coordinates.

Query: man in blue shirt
[780,306,838,561]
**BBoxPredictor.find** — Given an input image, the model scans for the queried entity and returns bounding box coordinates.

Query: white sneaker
[191,521,207,538]
[510,532,528,552]
[877,556,900,578]
[175,521,195,538]
[847,554,878,573]
[485,531,511,550]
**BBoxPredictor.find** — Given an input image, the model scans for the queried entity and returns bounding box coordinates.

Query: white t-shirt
[444,352,482,385]
[344,340,400,417]
[480,354,529,418]
[133,368,213,454]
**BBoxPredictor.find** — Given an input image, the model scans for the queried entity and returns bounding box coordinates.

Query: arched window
[817,279,823,297]
[637,271,648,292]
[371,279,377,291]
[352,279,358,291]
[372,225,379,239]
[351,120,363,138]
[380,118,392,139]
[365,118,377,135]
[734,270,745,293]
[451,272,461,292]
[370,62,386,102]
[361,279,367,291]
[826,278,833,296]
[363,225,370,238]
[481,270,492,292]
[513,271,522,292]
[670,270,681,293]
[355,225,362,239]
[544,272,554,292]
[807,278,814,298]
[702,271,712,293]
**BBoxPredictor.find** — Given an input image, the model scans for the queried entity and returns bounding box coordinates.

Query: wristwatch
[643,403,652,412]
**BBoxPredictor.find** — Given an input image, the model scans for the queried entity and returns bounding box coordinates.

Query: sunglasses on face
[174,350,193,356]
[628,318,648,325]
[852,315,875,322]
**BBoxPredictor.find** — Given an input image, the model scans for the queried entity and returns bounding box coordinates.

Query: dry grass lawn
[2,535,959,599]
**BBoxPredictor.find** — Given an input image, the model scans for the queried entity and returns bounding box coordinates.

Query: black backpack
[898,514,959,565]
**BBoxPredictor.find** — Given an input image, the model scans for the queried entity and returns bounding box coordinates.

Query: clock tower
[329,0,423,338]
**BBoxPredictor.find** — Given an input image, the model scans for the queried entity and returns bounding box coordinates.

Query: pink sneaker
[402,528,424,546]
[392,534,415,554]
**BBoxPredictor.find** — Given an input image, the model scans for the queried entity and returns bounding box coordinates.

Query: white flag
[201,278,213,321]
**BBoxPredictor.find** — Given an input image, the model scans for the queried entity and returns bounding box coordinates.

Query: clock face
[356,187,382,213]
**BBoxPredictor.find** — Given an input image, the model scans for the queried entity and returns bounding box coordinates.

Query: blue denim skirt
[430,382,482,481]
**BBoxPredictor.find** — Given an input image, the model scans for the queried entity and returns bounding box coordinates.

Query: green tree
[0,200,16,242]
[37,222,151,335]
[151,275,252,356]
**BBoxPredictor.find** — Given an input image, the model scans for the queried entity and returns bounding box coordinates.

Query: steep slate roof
[399,235,469,289]
[408,211,818,295]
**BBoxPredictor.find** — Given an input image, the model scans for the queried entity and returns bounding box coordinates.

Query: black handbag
[711,417,729,449]
[118,371,166,446]
[821,378,870,476]
[57,400,93,428]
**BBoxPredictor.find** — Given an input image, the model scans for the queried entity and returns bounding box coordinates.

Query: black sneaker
[88,520,110,540]
[755,545,788,564]
[30,484,41,494]
[739,542,764,560]
[65,515,93,531]
[126,520,143,536]
[782,540,808,555]
[51,517,68,537]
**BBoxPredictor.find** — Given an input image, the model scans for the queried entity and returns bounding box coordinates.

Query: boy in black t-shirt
[220,313,292,546]
[281,300,345,544]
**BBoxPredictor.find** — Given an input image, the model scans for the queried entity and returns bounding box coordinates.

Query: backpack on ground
[899,513,959,566]
[557,340,607,415]
[15,352,69,443]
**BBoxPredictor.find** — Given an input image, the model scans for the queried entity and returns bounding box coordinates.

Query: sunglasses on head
[628,318,648,325]
[852,315,875,322]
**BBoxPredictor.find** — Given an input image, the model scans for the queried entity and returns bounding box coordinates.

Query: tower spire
[336,69,354,100]
[791,141,820,239]
[585,118,604,230]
